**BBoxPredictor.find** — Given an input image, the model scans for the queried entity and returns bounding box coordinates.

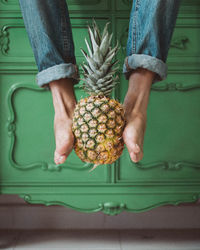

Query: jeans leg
[123,0,181,83]
[19,0,79,88]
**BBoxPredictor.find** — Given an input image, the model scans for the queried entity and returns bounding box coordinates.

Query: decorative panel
[1,77,110,183]
[0,20,34,60]
[117,79,200,182]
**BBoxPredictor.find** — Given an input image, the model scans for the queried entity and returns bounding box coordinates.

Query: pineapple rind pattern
[72,96,125,165]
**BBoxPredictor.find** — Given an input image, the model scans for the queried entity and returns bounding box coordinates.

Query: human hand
[123,111,146,163]
[49,78,77,165]
[122,68,155,162]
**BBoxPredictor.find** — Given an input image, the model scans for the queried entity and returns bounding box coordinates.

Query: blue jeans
[19,0,181,88]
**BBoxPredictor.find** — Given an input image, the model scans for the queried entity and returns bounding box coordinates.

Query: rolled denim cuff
[123,54,168,84]
[36,63,79,88]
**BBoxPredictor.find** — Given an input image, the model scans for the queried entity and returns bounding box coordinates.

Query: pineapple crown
[80,20,120,97]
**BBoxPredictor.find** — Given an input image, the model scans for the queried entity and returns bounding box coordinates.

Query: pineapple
[72,20,125,170]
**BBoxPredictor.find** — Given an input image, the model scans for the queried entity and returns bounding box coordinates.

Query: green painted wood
[0,0,200,215]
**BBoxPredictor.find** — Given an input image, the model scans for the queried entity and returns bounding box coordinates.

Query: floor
[0,229,200,250]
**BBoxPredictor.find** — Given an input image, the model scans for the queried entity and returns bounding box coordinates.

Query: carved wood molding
[170,35,189,50]
[133,160,200,171]
[68,0,101,5]
[20,193,200,215]
[0,25,9,55]
[6,83,95,172]
[22,194,126,215]
[151,82,200,92]
[0,24,25,55]
[0,0,8,4]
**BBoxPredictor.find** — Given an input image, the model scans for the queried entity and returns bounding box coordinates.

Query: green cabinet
[0,0,200,215]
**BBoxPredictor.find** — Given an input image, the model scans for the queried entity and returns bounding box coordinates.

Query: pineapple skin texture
[72,95,125,165]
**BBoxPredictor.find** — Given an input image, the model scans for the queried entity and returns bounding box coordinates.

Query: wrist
[49,78,75,96]
[50,78,77,119]
[123,68,154,118]
[127,68,154,93]
[124,87,151,116]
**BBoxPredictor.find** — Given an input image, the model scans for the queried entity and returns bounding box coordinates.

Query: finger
[130,151,139,163]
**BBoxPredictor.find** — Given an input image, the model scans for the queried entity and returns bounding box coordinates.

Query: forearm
[49,79,77,120]
[123,68,155,120]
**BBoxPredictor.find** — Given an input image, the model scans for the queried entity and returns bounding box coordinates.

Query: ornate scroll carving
[23,195,126,215]
[20,193,200,215]
[0,26,9,55]
[0,0,8,4]
[0,0,18,4]
[0,24,25,55]
[99,202,126,215]
[170,35,189,50]
[151,82,200,92]
[7,83,94,172]
[134,160,200,171]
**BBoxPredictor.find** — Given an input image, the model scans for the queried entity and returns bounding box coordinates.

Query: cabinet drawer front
[0,75,111,183]
[117,74,200,183]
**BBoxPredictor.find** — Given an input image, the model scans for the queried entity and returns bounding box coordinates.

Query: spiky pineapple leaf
[99,32,110,57]
[101,22,110,40]
[85,38,93,58]
[88,26,99,53]
[92,19,101,46]
[81,20,120,96]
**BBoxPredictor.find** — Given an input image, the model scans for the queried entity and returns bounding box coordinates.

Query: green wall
[0,0,200,215]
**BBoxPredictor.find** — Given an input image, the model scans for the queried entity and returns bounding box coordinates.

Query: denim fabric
[124,0,181,83]
[19,0,79,88]
[19,0,181,87]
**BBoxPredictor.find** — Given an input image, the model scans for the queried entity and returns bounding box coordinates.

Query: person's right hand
[122,68,155,163]
[49,78,77,165]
